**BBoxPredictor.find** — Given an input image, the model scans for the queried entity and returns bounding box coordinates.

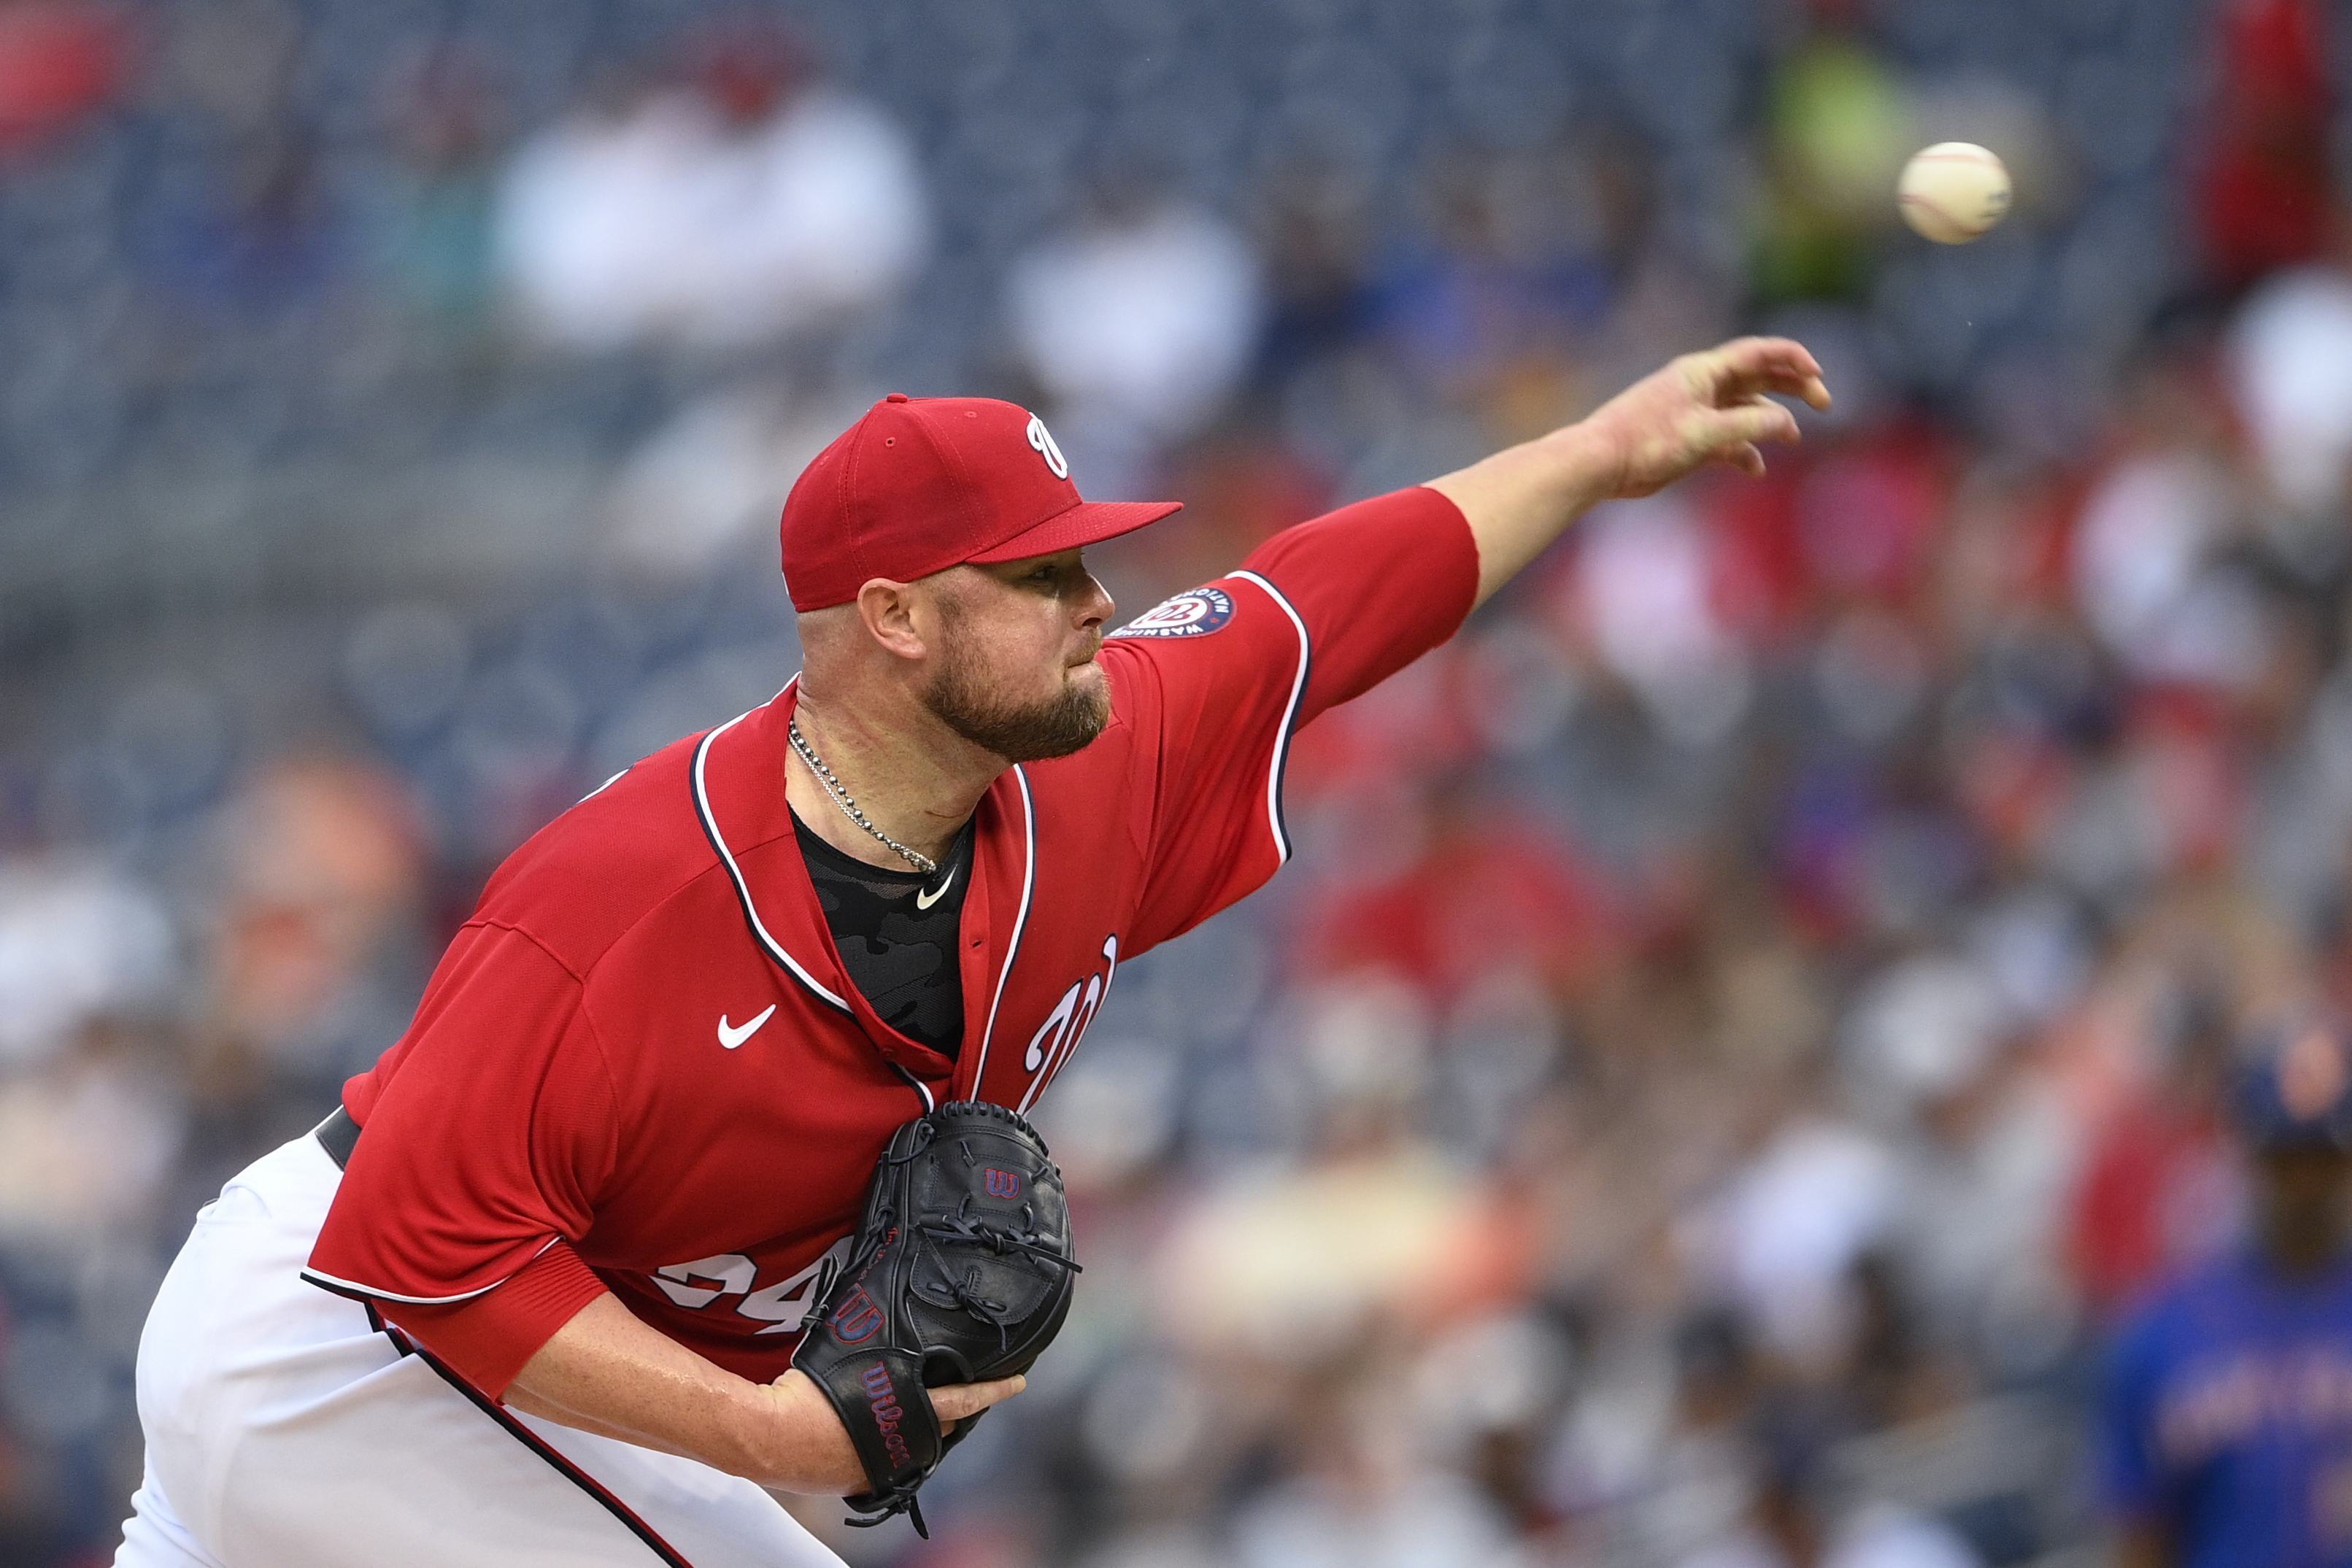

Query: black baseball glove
[793,1099,1080,1537]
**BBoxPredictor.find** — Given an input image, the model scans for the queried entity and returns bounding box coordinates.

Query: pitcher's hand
[1576,336,1832,498]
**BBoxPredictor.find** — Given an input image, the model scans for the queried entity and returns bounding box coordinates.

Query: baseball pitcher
[115,341,1829,1567]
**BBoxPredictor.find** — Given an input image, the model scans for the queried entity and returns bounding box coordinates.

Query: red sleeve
[1106,486,1478,950]
[1239,484,1479,721]
[306,922,620,1396]
[377,1244,607,1397]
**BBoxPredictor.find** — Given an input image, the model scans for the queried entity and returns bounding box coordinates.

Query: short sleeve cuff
[374,1240,609,1399]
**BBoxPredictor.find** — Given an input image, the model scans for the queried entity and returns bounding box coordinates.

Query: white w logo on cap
[1026,414,1070,480]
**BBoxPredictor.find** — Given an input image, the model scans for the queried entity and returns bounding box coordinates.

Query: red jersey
[304,487,1478,1396]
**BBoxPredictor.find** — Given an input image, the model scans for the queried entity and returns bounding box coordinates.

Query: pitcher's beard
[923,648,1109,762]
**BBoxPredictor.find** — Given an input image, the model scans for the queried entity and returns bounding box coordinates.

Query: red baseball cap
[777,394,1182,611]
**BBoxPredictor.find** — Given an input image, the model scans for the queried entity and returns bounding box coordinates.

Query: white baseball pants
[112,1130,847,1568]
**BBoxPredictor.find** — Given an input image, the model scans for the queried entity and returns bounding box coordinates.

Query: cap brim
[963,499,1182,564]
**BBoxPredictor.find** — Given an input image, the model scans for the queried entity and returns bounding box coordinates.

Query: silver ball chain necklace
[787,717,938,877]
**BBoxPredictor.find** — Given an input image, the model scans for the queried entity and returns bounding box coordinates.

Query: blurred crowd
[2,0,2351,1563]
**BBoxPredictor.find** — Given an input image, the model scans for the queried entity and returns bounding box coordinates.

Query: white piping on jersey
[578,765,630,803]
[301,1235,564,1306]
[1231,569,1311,865]
[692,682,852,1014]
[968,762,1036,1091]
[891,1061,937,1114]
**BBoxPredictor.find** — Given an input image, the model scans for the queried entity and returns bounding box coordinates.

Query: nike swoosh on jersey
[717,1004,779,1050]
[914,865,957,911]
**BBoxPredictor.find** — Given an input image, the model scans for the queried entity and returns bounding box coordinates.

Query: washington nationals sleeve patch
[1108,587,1235,639]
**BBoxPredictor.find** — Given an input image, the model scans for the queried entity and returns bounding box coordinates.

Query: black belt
[313,1105,362,1170]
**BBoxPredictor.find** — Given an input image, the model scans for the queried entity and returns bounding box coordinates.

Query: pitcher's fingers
[1702,338,1832,410]
[1709,441,1767,477]
[1713,334,1823,383]
[1711,398,1802,450]
[1719,357,1832,412]
[931,1374,1028,1432]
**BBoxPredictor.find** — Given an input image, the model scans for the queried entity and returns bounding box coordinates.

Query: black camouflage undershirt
[792,811,973,1057]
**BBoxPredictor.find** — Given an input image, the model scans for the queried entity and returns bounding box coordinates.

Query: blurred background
[1,0,2348,1561]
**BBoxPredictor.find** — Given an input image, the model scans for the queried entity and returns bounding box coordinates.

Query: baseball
[1897,142,2012,244]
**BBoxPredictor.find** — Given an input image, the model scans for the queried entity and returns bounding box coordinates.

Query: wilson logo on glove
[860,1363,916,1469]
[984,1169,1021,1199]
[830,1286,886,1343]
